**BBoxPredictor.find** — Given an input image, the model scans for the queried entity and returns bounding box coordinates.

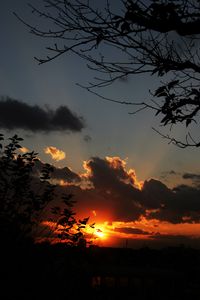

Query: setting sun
[94,228,105,239]
[86,223,108,241]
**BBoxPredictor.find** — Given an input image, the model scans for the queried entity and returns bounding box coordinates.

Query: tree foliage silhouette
[15,0,200,147]
[0,134,89,246]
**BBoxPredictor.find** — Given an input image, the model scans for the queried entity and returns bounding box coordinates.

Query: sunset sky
[2,0,200,248]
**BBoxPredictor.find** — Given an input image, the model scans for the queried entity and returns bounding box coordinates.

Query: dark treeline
[2,242,200,300]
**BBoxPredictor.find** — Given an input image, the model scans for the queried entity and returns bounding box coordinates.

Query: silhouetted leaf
[186,119,192,127]
[90,222,95,228]
[80,217,90,225]
[155,109,161,116]
[121,22,130,32]
[168,80,179,89]
[154,85,167,97]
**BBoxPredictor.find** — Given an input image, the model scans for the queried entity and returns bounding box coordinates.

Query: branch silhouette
[14,0,200,147]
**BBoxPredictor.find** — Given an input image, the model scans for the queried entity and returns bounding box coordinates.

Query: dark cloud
[52,167,81,183]
[83,157,144,221]
[0,96,85,132]
[183,172,200,184]
[142,181,200,223]
[86,156,140,189]
[114,227,150,235]
[34,160,81,183]
[142,179,173,209]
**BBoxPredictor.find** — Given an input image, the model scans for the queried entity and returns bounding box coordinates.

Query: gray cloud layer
[0,97,85,132]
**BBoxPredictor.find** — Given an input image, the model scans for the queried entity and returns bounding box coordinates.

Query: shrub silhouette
[0,133,89,247]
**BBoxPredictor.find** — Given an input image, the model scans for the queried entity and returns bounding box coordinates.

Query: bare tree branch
[15,0,200,147]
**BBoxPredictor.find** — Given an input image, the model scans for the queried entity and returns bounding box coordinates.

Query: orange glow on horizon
[83,222,109,243]
[38,215,200,247]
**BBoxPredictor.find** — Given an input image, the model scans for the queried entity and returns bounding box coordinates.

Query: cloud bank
[38,156,200,226]
[33,155,200,247]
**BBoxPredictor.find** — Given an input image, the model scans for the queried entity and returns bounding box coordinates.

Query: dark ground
[1,242,200,300]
